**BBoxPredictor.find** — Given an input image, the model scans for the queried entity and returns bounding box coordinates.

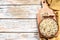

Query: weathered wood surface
[0,6,40,18]
[0,19,38,32]
[0,0,41,40]
[0,33,39,40]
[0,0,40,4]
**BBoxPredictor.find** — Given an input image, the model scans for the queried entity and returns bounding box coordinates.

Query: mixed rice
[40,18,58,38]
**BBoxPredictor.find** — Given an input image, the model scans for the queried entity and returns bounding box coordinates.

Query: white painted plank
[0,33,39,40]
[0,0,40,4]
[0,19,38,32]
[0,5,41,18]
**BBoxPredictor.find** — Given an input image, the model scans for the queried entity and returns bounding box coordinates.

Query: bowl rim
[38,17,59,39]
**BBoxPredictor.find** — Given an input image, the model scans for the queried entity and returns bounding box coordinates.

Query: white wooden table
[0,0,41,40]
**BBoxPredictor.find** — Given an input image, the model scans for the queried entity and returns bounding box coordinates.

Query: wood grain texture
[0,0,40,4]
[0,0,41,40]
[0,33,39,40]
[0,19,38,32]
[0,6,40,18]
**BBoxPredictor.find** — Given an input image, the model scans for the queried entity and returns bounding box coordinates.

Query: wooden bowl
[38,16,59,39]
